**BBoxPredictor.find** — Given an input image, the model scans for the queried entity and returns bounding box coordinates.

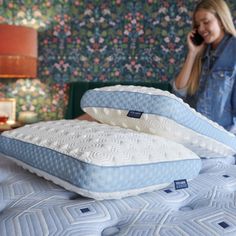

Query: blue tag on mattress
[174,179,188,190]
[80,208,90,213]
[218,221,229,229]
[164,189,172,193]
[127,110,143,119]
[223,174,230,178]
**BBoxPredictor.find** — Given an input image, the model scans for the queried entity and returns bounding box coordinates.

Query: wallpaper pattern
[0,0,236,120]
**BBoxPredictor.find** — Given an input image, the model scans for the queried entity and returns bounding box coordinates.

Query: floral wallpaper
[0,0,236,121]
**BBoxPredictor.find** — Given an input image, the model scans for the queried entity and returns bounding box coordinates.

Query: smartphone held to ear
[191,32,204,46]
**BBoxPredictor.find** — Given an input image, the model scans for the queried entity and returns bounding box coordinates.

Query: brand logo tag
[127,110,143,119]
[174,179,188,190]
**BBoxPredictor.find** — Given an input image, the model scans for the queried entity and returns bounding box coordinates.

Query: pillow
[0,120,200,200]
[81,85,236,158]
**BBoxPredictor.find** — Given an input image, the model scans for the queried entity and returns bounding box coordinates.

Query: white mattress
[0,154,236,236]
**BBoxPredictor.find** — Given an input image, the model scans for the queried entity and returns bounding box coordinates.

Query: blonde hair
[187,0,236,95]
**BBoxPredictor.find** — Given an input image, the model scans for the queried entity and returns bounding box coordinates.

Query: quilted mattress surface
[0,154,236,236]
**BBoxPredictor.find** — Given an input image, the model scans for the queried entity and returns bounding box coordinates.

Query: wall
[0,0,235,120]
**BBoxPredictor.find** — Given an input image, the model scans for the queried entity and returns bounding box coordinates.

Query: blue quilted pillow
[81,85,236,158]
[0,120,201,200]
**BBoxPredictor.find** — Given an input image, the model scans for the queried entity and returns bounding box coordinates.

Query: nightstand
[0,121,24,133]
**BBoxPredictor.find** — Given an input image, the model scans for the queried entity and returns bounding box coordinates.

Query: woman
[173,0,236,133]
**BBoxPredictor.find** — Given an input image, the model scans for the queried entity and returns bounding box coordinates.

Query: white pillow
[81,85,236,158]
[0,120,200,200]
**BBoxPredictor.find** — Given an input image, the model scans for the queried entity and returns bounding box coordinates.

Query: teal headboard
[65,81,172,119]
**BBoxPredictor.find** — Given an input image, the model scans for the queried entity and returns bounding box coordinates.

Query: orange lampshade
[0,24,38,78]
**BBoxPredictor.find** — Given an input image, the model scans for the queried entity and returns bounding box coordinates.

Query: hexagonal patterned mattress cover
[1,153,236,236]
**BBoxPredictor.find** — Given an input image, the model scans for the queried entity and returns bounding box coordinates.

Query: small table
[0,122,24,133]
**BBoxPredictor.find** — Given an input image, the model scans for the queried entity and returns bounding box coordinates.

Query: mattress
[1,154,236,236]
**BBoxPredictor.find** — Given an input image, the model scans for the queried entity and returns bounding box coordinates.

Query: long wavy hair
[187,0,236,95]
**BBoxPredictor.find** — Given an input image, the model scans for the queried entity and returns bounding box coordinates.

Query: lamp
[0,24,37,78]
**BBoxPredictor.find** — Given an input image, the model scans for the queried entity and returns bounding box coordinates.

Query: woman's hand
[174,29,206,90]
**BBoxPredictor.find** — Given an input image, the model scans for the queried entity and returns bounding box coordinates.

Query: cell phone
[191,32,204,46]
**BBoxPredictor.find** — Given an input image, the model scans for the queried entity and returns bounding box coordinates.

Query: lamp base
[18,111,38,124]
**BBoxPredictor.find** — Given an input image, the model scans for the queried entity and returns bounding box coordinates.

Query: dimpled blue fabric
[0,135,200,195]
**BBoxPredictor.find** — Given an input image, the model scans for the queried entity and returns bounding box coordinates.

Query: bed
[1,81,236,236]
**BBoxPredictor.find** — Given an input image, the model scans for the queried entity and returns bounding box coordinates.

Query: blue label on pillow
[127,110,143,119]
[174,179,188,190]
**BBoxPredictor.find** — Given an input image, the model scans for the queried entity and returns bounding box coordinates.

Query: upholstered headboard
[65,81,171,119]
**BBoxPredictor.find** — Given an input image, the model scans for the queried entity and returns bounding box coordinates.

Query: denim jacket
[173,34,236,133]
